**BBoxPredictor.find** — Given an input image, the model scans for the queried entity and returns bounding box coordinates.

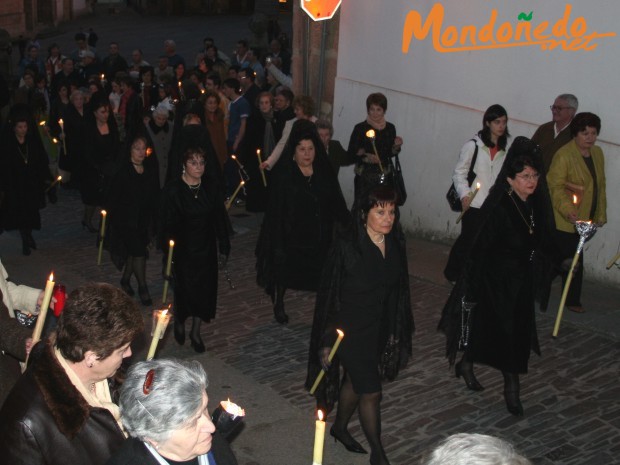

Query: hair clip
[143,369,156,395]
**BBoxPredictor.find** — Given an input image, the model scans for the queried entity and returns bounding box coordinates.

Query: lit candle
[97,210,107,265]
[456,182,481,224]
[58,118,67,154]
[312,410,326,465]
[225,181,245,210]
[45,175,62,192]
[162,240,175,303]
[146,309,170,360]
[39,120,46,126]
[146,147,153,157]
[31,272,55,344]
[178,80,185,100]
[573,194,578,205]
[309,329,344,394]
[257,149,267,187]
[230,154,243,168]
[365,129,384,173]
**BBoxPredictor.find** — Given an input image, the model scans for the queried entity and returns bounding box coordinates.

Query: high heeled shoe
[273,301,288,325]
[26,234,37,250]
[138,286,152,306]
[189,334,206,353]
[330,427,368,454]
[120,279,135,296]
[504,389,524,416]
[455,361,485,391]
[174,319,185,345]
[81,221,97,233]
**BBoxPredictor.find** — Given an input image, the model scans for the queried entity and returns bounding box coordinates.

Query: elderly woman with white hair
[422,433,531,465]
[106,359,238,465]
[145,104,174,188]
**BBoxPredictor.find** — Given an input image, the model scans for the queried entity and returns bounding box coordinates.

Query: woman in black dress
[439,137,553,416]
[256,122,350,324]
[160,147,230,353]
[306,186,413,465]
[59,89,88,193]
[81,95,120,232]
[347,93,403,201]
[106,136,160,306]
[0,106,52,255]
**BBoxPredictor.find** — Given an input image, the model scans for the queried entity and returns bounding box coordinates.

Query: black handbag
[446,140,478,212]
[392,153,407,206]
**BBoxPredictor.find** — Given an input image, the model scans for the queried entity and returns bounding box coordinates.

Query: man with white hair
[163,39,185,69]
[423,433,531,465]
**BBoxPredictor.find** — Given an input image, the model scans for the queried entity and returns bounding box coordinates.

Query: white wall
[333,0,620,284]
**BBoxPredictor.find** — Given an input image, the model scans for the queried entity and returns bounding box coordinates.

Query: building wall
[0,1,27,36]
[333,0,620,284]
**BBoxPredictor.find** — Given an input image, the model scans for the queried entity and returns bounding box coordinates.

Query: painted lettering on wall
[402,3,616,53]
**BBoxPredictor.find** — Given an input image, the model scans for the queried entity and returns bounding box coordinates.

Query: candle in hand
[312,410,326,465]
[230,154,243,168]
[97,210,107,265]
[365,129,383,173]
[31,272,55,344]
[226,181,245,210]
[456,182,481,224]
[58,118,67,153]
[162,240,175,303]
[257,150,267,187]
[309,329,344,394]
[146,309,170,360]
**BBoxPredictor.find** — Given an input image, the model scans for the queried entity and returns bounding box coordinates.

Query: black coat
[105,160,160,269]
[105,435,238,465]
[160,178,230,323]
[80,121,121,205]
[0,339,125,465]
[439,192,542,373]
[60,103,89,175]
[0,132,51,231]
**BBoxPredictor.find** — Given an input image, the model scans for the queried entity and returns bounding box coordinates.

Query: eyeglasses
[550,105,572,111]
[187,160,205,167]
[516,173,540,181]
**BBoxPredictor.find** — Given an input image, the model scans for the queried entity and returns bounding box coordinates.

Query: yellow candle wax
[312,410,325,465]
[146,309,170,360]
[31,272,55,344]
[97,211,107,265]
[225,181,245,210]
[257,150,267,187]
[162,240,175,303]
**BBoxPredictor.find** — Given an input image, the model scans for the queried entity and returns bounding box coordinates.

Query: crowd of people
[0,23,607,465]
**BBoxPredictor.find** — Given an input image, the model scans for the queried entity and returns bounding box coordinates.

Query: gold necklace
[17,141,29,164]
[508,191,534,234]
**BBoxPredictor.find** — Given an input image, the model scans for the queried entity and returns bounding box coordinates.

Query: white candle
[312,410,326,465]
[31,272,55,344]
[146,309,170,360]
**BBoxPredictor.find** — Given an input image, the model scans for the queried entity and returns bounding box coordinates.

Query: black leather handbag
[446,140,478,212]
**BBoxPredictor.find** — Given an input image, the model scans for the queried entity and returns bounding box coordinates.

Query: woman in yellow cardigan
[547,112,607,313]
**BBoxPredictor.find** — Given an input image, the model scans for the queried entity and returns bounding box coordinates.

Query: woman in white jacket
[444,104,511,285]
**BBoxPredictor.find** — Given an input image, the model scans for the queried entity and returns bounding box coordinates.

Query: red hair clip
[143,369,156,395]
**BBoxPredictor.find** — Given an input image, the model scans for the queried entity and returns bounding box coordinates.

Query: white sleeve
[265,120,293,170]
[452,140,477,199]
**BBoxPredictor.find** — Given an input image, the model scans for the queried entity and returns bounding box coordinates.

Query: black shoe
[27,234,37,250]
[174,319,185,345]
[22,244,31,256]
[504,390,524,416]
[138,286,152,306]
[455,361,484,391]
[81,221,97,233]
[120,279,135,296]
[330,427,368,454]
[273,301,288,325]
[189,334,206,353]
[370,450,391,465]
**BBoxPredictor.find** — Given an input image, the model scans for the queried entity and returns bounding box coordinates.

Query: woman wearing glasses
[440,137,554,417]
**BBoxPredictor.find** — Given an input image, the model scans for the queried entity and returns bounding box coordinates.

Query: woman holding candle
[0,283,143,465]
[81,95,121,232]
[0,106,53,255]
[203,90,228,170]
[439,137,554,416]
[444,104,511,283]
[256,124,350,324]
[243,91,276,212]
[106,359,238,465]
[546,113,607,314]
[160,147,230,353]
[106,136,160,306]
[306,186,413,465]
[347,93,404,202]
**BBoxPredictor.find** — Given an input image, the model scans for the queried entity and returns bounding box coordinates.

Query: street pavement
[2,8,620,465]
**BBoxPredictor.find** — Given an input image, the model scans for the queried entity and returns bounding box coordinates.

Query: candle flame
[365,129,375,138]
[57,176,62,181]
[101,74,105,80]
[169,239,175,247]
[573,194,578,204]
[101,210,107,217]
[39,120,46,126]
[58,119,64,124]
[178,81,182,87]
[257,149,261,155]
[49,272,54,281]
[146,147,153,156]
[161,309,168,317]
[200,89,205,94]
[52,138,58,143]
[336,329,344,337]
[231,155,237,160]
[222,399,245,417]
[241,180,245,186]
[318,410,324,421]
[476,182,481,189]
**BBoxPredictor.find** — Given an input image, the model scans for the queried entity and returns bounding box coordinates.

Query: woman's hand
[319,347,331,372]
[567,211,578,224]
[36,291,57,310]
[365,153,380,165]
[259,160,270,170]
[461,195,472,211]
[25,338,34,357]
[393,136,403,151]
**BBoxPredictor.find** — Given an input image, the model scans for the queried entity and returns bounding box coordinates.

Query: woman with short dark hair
[0,283,143,465]
[160,147,230,353]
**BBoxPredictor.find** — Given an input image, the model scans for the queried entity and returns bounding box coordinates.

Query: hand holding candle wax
[211,398,246,438]
[310,329,344,395]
